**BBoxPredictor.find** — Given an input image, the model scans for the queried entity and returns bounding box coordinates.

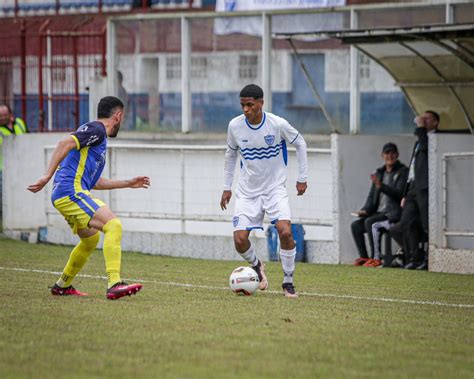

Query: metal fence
[44,144,333,238]
[107,0,474,135]
[0,17,107,132]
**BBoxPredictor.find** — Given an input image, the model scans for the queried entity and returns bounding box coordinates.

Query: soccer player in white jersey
[220,84,308,298]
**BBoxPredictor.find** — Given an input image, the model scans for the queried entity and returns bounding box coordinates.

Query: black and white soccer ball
[229,266,260,296]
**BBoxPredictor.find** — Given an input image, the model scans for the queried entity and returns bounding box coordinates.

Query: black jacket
[361,160,409,222]
[405,127,432,194]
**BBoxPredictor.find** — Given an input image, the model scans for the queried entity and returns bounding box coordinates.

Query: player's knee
[103,218,123,242]
[80,232,100,250]
[234,234,250,252]
[278,228,293,244]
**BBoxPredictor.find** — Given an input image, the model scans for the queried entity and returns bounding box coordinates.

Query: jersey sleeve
[226,123,238,151]
[279,118,300,144]
[223,123,238,190]
[71,123,106,150]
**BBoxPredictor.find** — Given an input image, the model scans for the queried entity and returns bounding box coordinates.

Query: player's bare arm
[220,190,232,210]
[94,176,151,190]
[296,181,307,196]
[27,136,77,193]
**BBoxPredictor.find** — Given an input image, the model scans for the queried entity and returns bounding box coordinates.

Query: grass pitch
[0,236,473,379]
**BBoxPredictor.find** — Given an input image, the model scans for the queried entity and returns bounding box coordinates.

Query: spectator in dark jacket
[402,110,439,270]
[352,142,409,266]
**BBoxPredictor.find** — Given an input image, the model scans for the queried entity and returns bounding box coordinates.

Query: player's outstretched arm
[94,176,151,190]
[27,136,77,193]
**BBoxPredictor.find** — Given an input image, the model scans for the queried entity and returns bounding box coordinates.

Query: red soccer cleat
[106,282,142,300]
[51,284,88,297]
[363,259,382,267]
[354,257,369,266]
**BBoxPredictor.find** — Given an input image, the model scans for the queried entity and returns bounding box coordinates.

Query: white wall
[3,134,335,263]
[3,133,63,230]
[5,132,472,272]
[428,134,474,274]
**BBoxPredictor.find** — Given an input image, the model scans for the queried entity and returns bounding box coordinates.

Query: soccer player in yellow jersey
[28,96,150,300]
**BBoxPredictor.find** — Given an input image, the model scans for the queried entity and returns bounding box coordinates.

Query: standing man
[402,110,439,270]
[28,96,150,300]
[220,84,308,298]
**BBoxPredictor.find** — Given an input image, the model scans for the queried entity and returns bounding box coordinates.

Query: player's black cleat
[282,282,298,298]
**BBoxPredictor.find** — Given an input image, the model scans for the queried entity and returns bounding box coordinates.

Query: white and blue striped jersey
[224,112,307,198]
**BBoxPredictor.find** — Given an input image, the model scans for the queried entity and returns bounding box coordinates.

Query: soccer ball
[229,266,260,296]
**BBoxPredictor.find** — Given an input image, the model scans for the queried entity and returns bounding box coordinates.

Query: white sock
[280,248,296,284]
[56,278,68,288]
[240,244,259,267]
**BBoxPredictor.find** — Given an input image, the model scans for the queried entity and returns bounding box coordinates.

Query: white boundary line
[2,266,473,309]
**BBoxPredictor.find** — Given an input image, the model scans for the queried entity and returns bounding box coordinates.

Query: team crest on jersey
[233,216,239,227]
[264,135,275,146]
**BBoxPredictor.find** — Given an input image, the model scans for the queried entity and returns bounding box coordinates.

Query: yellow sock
[56,233,100,288]
[102,218,123,288]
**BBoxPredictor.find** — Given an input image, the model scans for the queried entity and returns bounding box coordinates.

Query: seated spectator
[351,142,409,267]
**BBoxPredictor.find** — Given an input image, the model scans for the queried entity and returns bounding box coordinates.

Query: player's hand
[27,175,50,193]
[296,182,307,196]
[401,197,406,208]
[357,210,368,217]
[220,190,232,210]
[129,176,150,189]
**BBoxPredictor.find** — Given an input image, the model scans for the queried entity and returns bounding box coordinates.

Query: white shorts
[232,186,291,231]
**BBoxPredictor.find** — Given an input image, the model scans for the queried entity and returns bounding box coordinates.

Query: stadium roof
[276,23,474,133]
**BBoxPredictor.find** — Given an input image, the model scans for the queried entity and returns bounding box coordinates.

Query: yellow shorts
[53,192,106,234]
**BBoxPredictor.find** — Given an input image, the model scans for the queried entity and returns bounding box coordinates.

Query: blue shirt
[51,121,107,202]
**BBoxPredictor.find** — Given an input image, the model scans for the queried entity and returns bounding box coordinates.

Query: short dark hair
[239,84,263,99]
[97,96,124,118]
[425,110,440,124]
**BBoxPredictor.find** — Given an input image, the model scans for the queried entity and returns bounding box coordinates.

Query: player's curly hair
[97,96,124,118]
[239,84,263,99]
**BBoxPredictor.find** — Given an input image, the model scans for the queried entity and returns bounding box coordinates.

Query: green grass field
[0,236,473,379]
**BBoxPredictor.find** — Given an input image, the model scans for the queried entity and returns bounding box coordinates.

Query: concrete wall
[332,134,415,264]
[2,133,63,230]
[4,132,473,273]
[429,134,474,274]
[2,133,336,264]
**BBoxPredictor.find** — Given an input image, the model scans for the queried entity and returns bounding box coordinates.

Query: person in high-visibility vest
[0,103,28,144]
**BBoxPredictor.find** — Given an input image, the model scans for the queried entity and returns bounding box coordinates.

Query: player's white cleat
[282,282,298,298]
[252,261,268,291]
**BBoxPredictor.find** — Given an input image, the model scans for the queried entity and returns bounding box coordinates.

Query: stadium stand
[0,0,209,17]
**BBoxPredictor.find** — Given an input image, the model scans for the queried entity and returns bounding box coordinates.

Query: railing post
[181,16,191,133]
[106,18,117,96]
[262,12,272,113]
[349,8,360,135]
